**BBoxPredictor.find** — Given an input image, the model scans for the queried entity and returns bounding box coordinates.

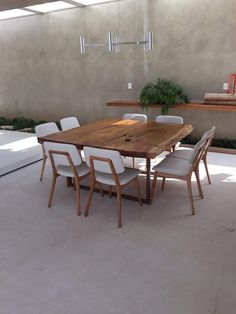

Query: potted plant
[139,78,189,114]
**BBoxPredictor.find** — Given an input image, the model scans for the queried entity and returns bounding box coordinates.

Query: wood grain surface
[106,100,236,111]
[40,119,193,159]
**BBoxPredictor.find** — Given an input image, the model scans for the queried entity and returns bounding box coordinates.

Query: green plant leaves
[0,117,48,132]
[182,135,236,149]
[139,78,189,114]
[12,117,38,130]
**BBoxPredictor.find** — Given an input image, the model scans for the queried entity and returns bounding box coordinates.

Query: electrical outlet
[223,83,228,90]
[128,82,132,90]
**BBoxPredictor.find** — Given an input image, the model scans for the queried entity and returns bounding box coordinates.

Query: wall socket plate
[223,82,228,90]
[128,82,132,90]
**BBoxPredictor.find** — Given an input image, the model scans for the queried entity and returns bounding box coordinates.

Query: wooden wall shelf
[106,100,236,111]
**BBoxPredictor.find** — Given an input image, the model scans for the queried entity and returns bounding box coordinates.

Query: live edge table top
[40,119,193,159]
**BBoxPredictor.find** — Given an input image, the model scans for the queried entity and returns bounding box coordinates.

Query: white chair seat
[95,168,140,186]
[44,141,89,216]
[57,162,90,177]
[166,126,215,185]
[152,157,191,177]
[167,149,193,161]
[151,128,215,215]
[83,146,142,228]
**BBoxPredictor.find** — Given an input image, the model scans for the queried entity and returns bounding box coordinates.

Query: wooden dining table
[39,118,193,204]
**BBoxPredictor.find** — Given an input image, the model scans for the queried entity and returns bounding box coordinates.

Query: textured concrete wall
[0,0,235,138]
[147,0,236,138]
[0,0,146,122]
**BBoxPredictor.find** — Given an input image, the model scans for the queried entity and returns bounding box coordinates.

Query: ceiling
[0,0,119,11]
[0,0,57,11]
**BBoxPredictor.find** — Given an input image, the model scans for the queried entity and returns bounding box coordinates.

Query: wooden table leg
[146,158,151,205]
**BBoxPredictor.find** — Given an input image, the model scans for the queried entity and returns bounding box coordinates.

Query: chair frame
[84,155,142,228]
[48,149,88,216]
[169,127,215,184]
[35,122,59,181]
[201,132,214,184]
[39,145,47,181]
[151,140,207,215]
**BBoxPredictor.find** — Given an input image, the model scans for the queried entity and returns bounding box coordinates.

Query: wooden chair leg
[132,157,135,168]
[98,183,104,196]
[151,172,158,202]
[84,178,95,217]
[186,179,195,215]
[40,155,47,181]
[161,177,166,191]
[203,155,211,184]
[115,184,122,228]
[135,178,143,206]
[194,167,204,199]
[74,177,81,216]
[48,174,58,207]
[72,178,76,190]
[108,185,112,198]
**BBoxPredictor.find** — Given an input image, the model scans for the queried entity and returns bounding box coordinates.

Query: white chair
[44,142,90,216]
[167,127,216,184]
[155,115,183,124]
[123,113,147,123]
[35,122,60,181]
[60,116,80,131]
[151,134,209,215]
[83,146,142,228]
[122,113,147,167]
[155,115,184,151]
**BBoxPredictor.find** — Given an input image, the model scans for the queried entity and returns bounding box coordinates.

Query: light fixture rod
[113,41,147,45]
[84,44,106,47]
[79,32,153,54]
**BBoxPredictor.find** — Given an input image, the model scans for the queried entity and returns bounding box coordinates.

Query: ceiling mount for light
[79,32,153,54]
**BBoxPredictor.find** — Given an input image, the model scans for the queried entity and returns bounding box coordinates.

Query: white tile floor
[0,152,235,314]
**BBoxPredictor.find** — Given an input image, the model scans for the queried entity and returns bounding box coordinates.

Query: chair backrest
[202,126,216,155]
[44,142,82,167]
[204,126,216,142]
[155,115,183,124]
[189,136,207,165]
[189,127,215,164]
[35,122,59,138]
[122,113,147,122]
[60,117,80,131]
[83,146,125,174]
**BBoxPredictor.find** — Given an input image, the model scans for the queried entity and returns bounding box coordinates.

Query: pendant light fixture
[79,32,153,54]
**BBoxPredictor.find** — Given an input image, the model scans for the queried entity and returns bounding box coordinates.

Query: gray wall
[0,0,235,138]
